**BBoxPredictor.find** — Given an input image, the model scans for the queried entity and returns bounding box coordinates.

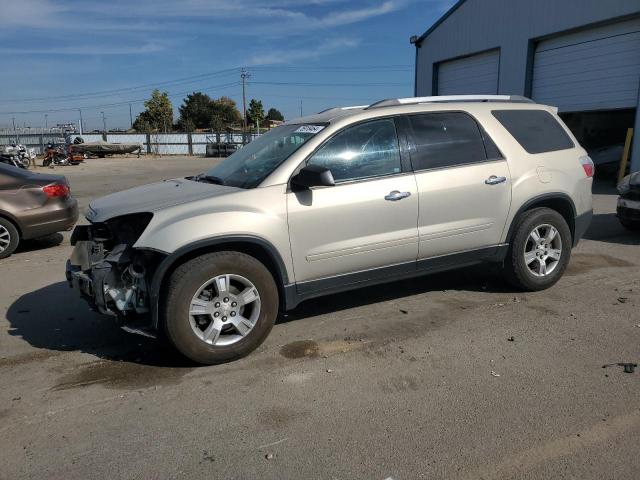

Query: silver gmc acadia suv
[67,95,594,364]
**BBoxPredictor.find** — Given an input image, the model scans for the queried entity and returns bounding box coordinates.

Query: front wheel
[502,207,572,291]
[163,251,279,364]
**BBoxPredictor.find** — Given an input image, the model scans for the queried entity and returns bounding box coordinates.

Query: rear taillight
[43,183,70,198]
[579,156,594,178]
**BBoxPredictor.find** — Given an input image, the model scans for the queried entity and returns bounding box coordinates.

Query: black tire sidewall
[506,208,572,291]
[163,252,278,364]
[0,218,19,259]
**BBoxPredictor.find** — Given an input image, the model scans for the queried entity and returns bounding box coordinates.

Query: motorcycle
[42,142,80,167]
[0,152,28,169]
[1,144,31,168]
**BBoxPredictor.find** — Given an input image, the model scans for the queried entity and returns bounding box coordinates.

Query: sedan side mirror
[291,165,335,189]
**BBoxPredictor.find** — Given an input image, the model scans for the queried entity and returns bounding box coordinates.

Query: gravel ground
[1,156,639,480]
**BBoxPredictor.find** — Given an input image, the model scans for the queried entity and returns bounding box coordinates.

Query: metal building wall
[414,0,640,97]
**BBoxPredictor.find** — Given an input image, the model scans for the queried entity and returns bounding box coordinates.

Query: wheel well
[154,240,288,324]
[508,196,575,243]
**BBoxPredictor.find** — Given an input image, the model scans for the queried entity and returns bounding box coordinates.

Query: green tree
[246,99,265,127]
[178,92,213,130]
[266,107,284,122]
[210,96,242,131]
[133,89,173,132]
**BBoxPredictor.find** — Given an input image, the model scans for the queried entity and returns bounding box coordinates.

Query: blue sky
[0,0,454,130]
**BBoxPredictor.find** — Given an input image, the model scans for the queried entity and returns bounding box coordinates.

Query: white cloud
[0,42,166,55]
[246,38,360,65]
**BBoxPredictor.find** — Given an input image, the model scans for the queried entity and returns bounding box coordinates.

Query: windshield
[202,124,325,188]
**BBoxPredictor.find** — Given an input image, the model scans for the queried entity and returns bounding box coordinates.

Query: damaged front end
[66,213,162,334]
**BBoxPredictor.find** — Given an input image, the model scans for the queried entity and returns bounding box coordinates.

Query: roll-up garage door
[436,49,500,95]
[532,17,640,112]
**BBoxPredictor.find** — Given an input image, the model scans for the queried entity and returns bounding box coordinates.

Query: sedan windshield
[202,124,325,188]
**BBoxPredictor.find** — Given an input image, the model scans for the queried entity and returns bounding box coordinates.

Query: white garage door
[437,49,500,95]
[532,17,640,112]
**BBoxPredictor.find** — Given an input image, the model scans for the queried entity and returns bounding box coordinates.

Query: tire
[0,217,19,259]
[619,218,640,231]
[502,207,572,291]
[163,251,279,364]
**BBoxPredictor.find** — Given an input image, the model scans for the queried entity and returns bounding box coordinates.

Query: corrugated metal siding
[414,0,640,97]
[437,50,500,95]
[532,17,640,112]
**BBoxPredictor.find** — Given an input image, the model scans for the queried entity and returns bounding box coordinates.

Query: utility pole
[300,99,303,117]
[101,111,107,133]
[129,103,133,129]
[241,68,250,142]
[44,114,48,130]
[78,109,84,136]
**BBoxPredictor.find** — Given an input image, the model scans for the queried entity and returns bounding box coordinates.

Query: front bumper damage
[66,216,161,336]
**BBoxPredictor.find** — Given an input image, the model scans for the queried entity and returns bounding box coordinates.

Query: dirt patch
[526,304,560,317]
[0,350,62,368]
[280,340,319,359]
[566,253,634,276]
[258,406,299,429]
[279,339,368,359]
[52,359,194,391]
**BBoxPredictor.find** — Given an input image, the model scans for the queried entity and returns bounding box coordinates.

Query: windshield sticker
[295,125,325,134]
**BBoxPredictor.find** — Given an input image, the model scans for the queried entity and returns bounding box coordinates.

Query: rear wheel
[163,251,278,364]
[0,218,19,259]
[502,207,571,291]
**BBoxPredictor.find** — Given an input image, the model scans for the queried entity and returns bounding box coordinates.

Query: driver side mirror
[291,165,335,189]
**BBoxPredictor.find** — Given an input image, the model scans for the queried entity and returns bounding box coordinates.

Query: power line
[0,81,242,115]
[2,65,411,104]
[1,68,240,103]
[251,81,410,87]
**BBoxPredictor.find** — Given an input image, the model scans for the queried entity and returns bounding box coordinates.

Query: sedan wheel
[0,219,19,259]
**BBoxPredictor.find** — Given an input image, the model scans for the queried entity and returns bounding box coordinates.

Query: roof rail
[317,105,369,114]
[365,95,534,109]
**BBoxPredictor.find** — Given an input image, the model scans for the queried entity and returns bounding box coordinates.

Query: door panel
[414,161,511,259]
[405,111,512,259]
[287,174,419,283]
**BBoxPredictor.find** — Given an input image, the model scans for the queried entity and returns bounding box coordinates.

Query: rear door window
[492,109,574,154]
[407,112,489,170]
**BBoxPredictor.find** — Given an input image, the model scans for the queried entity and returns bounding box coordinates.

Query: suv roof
[288,95,547,124]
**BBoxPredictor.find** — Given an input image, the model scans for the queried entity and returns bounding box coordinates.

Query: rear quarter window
[492,109,574,154]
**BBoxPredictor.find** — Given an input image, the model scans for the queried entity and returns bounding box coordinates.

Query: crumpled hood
[86,178,238,223]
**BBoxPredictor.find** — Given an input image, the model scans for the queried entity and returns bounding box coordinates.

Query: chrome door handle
[485,175,507,185]
[385,190,411,201]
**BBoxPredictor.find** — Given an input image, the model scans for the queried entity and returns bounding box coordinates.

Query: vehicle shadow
[6,281,193,368]
[582,213,640,245]
[15,233,64,254]
[7,266,510,366]
[282,264,509,323]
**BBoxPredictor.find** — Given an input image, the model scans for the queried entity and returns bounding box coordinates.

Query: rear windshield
[492,109,574,154]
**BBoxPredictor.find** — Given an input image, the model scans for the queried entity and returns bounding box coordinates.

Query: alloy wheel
[188,274,261,346]
[0,224,11,254]
[523,224,562,277]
